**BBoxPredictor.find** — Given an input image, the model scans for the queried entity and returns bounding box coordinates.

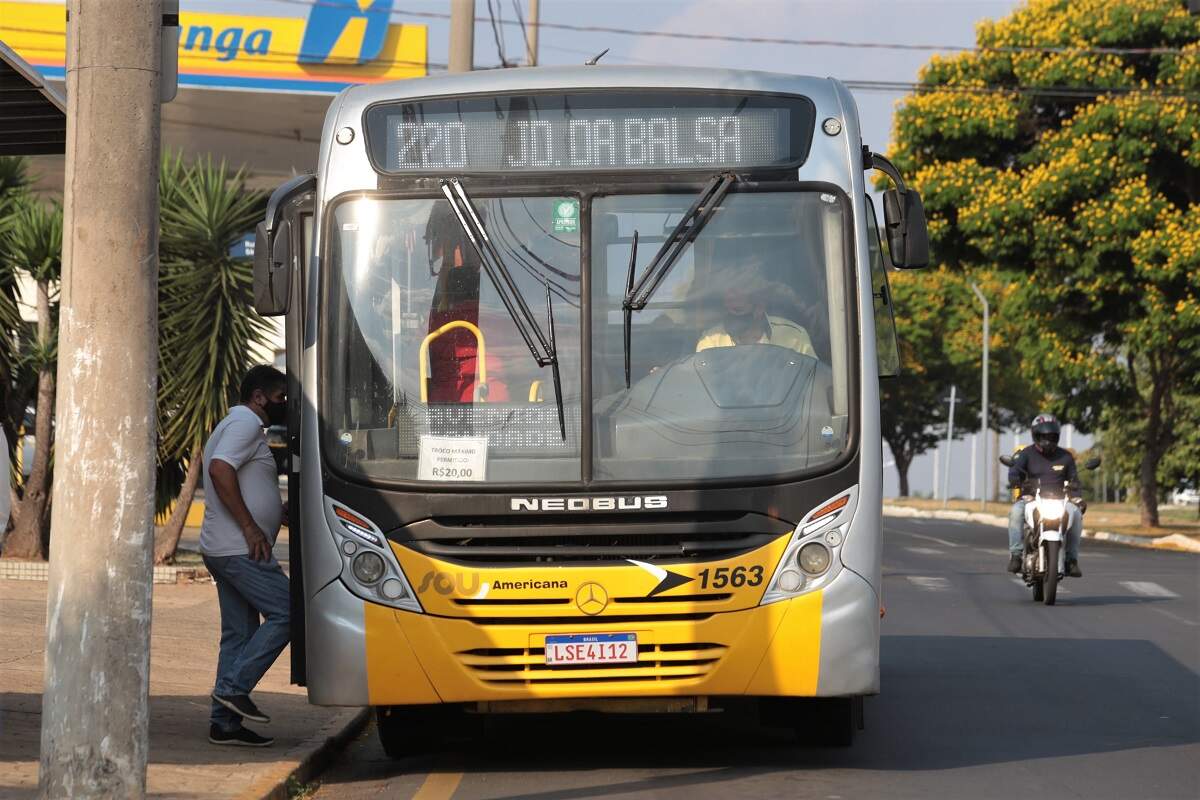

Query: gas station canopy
[0,40,66,156]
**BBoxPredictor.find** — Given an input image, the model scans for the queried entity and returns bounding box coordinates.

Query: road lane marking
[412,772,463,800]
[904,546,943,555]
[907,576,951,591]
[898,531,963,548]
[1120,581,1179,599]
[1152,607,1199,627]
[980,548,1011,556]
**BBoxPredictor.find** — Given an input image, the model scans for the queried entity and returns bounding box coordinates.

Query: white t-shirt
[199,405,282,557]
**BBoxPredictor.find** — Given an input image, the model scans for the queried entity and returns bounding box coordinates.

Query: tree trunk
[1138,450,1160,528]
[895,452,912,497]
[2,280,55,560]
[154,445,202,564]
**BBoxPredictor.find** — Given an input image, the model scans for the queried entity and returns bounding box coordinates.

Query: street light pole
[942,384,957,508]
[970,282,989,510]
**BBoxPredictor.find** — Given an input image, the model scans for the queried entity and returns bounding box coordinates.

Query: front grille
[398,510,793,565]
[407,530,780,564]
[457,641,728,686]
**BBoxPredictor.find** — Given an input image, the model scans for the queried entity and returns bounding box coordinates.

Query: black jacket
[1008,446,1079,492]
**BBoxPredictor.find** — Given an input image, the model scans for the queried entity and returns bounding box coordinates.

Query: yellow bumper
[363,590,824,705]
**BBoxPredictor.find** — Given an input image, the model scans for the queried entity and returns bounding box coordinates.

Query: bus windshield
[324,189,850,485]
[591,190,850,481]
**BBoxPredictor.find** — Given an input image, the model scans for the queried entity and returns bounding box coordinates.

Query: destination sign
[364,92,815,173]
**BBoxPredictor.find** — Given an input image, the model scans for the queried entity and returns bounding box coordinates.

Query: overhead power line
[258,0,1199,57]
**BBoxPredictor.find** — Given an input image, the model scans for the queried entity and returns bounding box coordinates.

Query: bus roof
[338,65,846,109]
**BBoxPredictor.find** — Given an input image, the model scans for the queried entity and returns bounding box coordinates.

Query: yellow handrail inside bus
[528,380,543,403]
[418,320,487,403]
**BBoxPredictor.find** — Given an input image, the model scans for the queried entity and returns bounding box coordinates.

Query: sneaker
[1065,559,1082,578]
[208,724,273,747]
[211,693,270,724]
[1007,554,1022,573]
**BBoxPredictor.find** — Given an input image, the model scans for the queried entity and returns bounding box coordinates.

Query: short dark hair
[239,365,286,402]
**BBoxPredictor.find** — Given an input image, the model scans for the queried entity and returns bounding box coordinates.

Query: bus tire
[375,705,468,759]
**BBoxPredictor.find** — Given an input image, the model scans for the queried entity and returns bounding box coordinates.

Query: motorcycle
[997,454,1101,605]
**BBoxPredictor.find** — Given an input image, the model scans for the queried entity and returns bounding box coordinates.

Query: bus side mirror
[998,455,1015,468]
[253,219,291,316]
[882,188,930,269]
[1084,456,1102,470]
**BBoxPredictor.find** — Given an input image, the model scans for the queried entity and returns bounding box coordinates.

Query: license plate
[544,633,638,665]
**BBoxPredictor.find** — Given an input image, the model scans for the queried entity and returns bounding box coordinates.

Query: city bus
[253,65,928,753]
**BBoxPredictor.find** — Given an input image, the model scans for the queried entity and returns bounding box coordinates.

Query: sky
[183,0,1026,159]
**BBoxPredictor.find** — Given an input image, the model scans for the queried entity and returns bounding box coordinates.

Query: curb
[0,559,211,583]
[883,505,1200,554]
[239,706,370,800]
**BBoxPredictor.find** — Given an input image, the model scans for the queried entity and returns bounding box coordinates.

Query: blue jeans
[203,554,291,731]
[1008,499,1082,561]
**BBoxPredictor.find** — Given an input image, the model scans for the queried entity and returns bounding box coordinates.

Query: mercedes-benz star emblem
[575,582,609,615]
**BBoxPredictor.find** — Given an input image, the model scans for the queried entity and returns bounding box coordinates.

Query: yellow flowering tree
[888,0,1200,526]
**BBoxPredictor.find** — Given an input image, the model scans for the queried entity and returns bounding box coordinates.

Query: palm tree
[0,157,33,447]
[153,156,270,563]
[0,196,62,559]
[0,156,32,551]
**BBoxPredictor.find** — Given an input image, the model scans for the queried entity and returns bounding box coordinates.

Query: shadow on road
[314,634,1198,799]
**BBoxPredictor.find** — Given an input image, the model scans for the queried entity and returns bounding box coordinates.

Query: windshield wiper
[620,172,738,387]
[439,178,566,440]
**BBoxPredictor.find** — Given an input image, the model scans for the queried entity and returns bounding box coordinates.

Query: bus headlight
[761,487,857,605]
[352,551,385,584]
[798,542,832,575]
[324,498,422,613]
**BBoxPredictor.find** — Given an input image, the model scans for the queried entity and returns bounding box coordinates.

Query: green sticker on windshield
[552,199,579,233]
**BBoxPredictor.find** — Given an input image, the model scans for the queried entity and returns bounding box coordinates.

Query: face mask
[265,399,287,427]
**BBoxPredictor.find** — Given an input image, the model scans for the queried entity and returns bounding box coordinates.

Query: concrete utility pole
[449,0,475,73]
[526,0,540,66]
[970,282,989,510]
[39,1,162,797]
[941,385,957,508]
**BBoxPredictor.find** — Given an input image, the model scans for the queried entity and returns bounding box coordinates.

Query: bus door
[252,174,314,684]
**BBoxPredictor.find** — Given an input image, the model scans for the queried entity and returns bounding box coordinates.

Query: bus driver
[695,260,817,357]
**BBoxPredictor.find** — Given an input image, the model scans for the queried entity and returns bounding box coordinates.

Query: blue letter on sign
[299,0,394,65]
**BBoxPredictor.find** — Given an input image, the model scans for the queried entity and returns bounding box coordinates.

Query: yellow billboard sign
[0,1,427,93]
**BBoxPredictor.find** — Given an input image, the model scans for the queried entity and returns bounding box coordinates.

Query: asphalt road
[309,517,1200,800]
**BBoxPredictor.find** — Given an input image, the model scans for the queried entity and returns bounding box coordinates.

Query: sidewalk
[0,576,365,799]
[883,501,1200,553]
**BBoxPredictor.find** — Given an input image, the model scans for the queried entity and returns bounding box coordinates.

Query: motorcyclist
[1006,414,1084,577]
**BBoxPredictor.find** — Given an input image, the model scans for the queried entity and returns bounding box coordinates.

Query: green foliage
[886,0,1200,520]
[0,158,31,392]
[155,155,270,515]
[0,196,62,371]
[0,156,32,473]
[883,267,1037,493]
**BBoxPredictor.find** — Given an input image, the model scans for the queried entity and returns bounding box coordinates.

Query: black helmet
[1031,413,1061,451]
